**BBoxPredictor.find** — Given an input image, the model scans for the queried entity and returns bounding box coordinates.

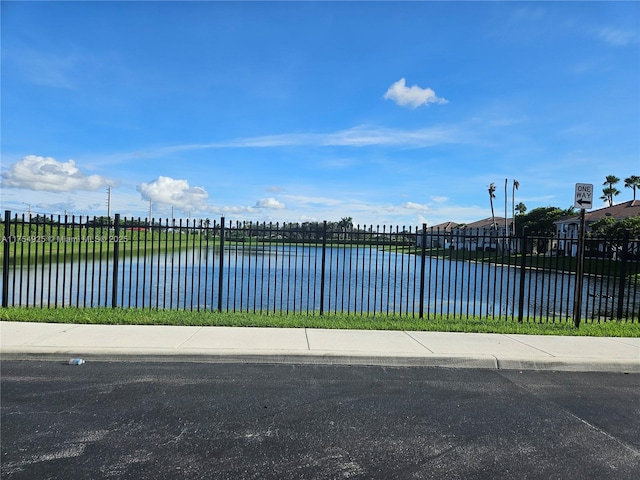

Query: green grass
[1,307,638,337]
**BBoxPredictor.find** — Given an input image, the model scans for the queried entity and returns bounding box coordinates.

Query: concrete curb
[2,348,638,373]
[2,322,638,373]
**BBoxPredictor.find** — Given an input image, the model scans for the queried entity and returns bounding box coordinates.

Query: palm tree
[487,183,497,230]
[624,175,640,201]
[602,175,620,206]
[504,178,508,236]
[600,187,620,207]
[515,202,527,215]
[338,216,353,241]
[511,179,519,236]
[604,174,620,189]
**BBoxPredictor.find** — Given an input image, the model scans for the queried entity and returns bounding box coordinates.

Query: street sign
[574,183,593,210]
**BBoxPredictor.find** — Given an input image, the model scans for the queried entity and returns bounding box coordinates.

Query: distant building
[415,221,459,248]
[554,200,640,257]
[554,200,640,236]
[416,218,515,251]
[452,217,514,252]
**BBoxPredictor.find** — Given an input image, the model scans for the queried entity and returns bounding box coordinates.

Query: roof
[427,221,459,232]
[555,200,640,224]
[456,217,512,229]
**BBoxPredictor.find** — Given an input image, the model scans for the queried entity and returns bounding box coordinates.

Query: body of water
[2,245,637,320]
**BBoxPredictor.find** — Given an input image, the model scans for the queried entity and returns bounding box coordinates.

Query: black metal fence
[1,211,639,322]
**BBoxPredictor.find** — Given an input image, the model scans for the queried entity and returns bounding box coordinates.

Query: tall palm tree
[602,175,621,206]
[600,187,620,207]
[624,175,640,201]
[604,174,620,189]
[504,178,508,236]
[487,183,497,230]
[511,179,519,236]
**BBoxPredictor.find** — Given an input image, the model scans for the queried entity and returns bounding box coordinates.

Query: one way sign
[574,183,593,209]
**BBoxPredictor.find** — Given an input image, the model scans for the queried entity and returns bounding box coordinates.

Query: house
[452,217,514,251]
[416,217,516,251]
[415,221,459,248]
[554,200,640,257]
[555,200,640,235]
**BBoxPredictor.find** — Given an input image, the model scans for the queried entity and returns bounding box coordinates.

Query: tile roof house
[457,217,510,230]
[416,218,517,251]
[428,221,459,232]
[451,217,516,251]
[554,200,640,257]
[417,221,460,248]
[555,200,640,236]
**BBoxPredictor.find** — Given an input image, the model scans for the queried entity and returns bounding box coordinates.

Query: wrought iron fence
[1,211,639,322]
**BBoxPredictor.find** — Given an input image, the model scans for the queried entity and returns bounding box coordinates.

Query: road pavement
[2,361,639,479]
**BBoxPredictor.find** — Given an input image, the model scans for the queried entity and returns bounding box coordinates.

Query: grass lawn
[1,307,638,337]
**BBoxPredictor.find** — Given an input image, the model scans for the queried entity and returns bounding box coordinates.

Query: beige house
[451,217,514,252]
[416,221,459,248]
[416,218,515,251]
[554,200,640,257]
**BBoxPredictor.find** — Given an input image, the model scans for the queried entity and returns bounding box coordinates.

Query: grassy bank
[1,307,638,337]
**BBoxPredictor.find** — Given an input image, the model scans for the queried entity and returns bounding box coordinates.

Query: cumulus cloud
[403,202,430,211]
[256,197,286,209]
[384,78,447,108]
[2,155,112,192]
[137,176,209,212]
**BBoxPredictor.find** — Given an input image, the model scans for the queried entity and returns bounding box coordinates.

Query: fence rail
[1,211,639,322]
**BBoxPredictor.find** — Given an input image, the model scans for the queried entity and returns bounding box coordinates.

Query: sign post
[572,183,593,328]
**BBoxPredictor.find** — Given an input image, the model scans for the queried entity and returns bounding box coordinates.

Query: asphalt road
[2,361,639,479]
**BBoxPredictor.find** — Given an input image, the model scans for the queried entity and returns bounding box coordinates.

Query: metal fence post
[419,223,427,319]
[319,221,327,316]
[517,228,527,323]
[218,217,225,313]
[573,209,587,328]
[111,214,121,308]
[616,229,629,320]
[2,210,11,308]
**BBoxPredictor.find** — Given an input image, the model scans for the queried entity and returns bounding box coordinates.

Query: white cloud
[282,194,343,207]
[1,155,112,192]
[137,176,209,212]
[217,125,460,148]
[402,202,430,211]
[256,197,285,209]
[87,125,466,167]
[384,78,447,108]
[596,27,638,47]
[430,196,448,203]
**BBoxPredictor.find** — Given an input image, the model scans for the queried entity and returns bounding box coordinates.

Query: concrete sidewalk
[1,321,638,372]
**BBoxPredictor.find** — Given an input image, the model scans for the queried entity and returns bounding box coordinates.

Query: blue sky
[1,1,639,227]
